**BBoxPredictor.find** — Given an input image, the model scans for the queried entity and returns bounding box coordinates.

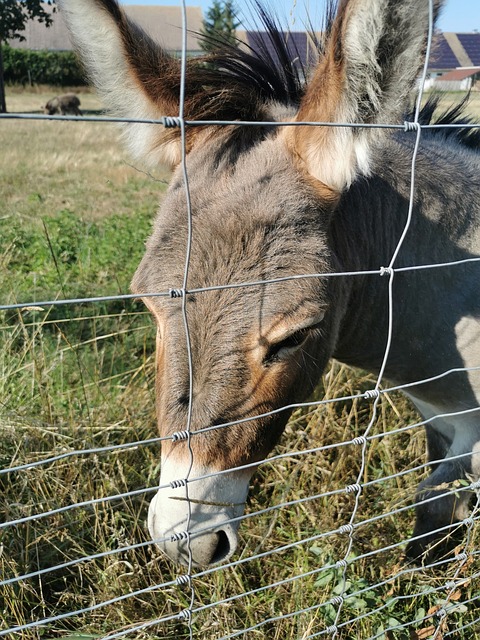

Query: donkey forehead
[133,211,329,321]
[170,132,307,209]
[132,134,333,297]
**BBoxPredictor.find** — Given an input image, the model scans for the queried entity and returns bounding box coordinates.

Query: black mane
[415,95,480,150]
[189,2,479,152]
[185,2,334,121]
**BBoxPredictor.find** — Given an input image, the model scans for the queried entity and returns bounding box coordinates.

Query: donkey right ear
[283,0,443,192]
[58,0,184,169]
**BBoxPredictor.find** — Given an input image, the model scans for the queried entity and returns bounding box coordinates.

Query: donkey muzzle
[148,460,250,566]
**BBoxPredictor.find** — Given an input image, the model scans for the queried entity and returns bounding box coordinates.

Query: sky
[120,0,480,33]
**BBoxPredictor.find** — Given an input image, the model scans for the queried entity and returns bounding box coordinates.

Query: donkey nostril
[210,530,231,564]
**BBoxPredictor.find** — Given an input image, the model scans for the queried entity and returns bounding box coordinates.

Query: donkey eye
[264,329,310,365]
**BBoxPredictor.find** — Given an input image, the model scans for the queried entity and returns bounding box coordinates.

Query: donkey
[58,0,480,567]
[43,93,83,116]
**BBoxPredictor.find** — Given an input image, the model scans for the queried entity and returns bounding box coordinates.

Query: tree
[0,0,56,112]
[200,0,240,53]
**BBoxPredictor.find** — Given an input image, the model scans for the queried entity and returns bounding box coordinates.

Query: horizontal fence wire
[3,403,480,541]
[1,256,480,312]
[2,111,480,132]
[1,0,480,638]
[2,370,479,476]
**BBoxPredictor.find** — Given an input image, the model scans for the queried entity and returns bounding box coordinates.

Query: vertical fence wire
[175,2,196,636]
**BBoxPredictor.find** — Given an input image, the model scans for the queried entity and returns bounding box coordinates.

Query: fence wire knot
[364,388,381,400]
[463,516,475,527]
[352,435,367,445]
[170,478,188,489]
[379,266,394,277]
[331,595,344,606]
[470,479,480,491]
[339,524,354,535]
[179,608,192,621]
[404,120,421,132]
[445,581,457,591]
[176,574,192,587]
[455,551,468,562]
[326,624,338,635]
[170,530,190,543]
[436,607,447,620]
[345,483,361,494]
[335,559,348,569]
[169,288,185,299]
[172,430,189,442]
[162,116,182,128]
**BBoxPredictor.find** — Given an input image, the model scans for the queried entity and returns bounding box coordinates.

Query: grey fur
[135,125,480,562]
[59,0,480,565]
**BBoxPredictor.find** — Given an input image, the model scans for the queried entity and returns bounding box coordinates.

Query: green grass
[0,87,479,640]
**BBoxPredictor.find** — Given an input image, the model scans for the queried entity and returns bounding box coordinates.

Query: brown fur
[43,93,82,116]
[59,0,480,565]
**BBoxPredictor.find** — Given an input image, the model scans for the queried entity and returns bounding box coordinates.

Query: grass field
[1,87,480,640]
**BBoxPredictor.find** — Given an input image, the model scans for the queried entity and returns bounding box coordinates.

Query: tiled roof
[246,30,480,73]
[8,5,480,73]
[429,32,480,70]
[457,33,480,66]
[246,31,318,70]
[429,34,459,69]
[436,67,480,81]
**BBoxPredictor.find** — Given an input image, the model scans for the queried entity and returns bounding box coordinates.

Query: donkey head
[59,0,442,566]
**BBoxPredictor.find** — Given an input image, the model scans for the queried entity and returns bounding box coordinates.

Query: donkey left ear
[58,0,187,169]
[283,0,443,192]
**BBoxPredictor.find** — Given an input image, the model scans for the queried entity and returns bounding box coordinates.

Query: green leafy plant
[0,0,56,110]
[200,0,240,53]
[1,45,85,87]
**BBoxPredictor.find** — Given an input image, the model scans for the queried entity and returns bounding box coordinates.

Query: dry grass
[1,87,170,223]
[0,87,479,640]
[5,85,104,113]
[428,90,480,117]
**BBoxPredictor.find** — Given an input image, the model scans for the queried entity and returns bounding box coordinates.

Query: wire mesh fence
[1,0,480,638]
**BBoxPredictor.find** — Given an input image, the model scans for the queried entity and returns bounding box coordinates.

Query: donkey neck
[330,135,480,379]
[330,172,403,373]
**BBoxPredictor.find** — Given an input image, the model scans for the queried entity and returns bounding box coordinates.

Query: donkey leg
[406,419,480,564]
[406,457,470,563]
[405,391,480,563]
[411,424,463,559]
[425,423,450,464]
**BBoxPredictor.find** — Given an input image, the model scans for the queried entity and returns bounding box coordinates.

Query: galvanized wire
[2,257,480,312]
[1,111,480,131]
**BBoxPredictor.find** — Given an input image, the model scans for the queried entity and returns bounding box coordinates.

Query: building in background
[241,30,320,72]
[7,3,480,90]
[7,3,205,57]
[427,31,480,90]
[243,29,480,91]
[432,66,480,91]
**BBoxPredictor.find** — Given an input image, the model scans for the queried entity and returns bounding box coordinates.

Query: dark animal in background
[58,0,480,568]
[43,93,82,116]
